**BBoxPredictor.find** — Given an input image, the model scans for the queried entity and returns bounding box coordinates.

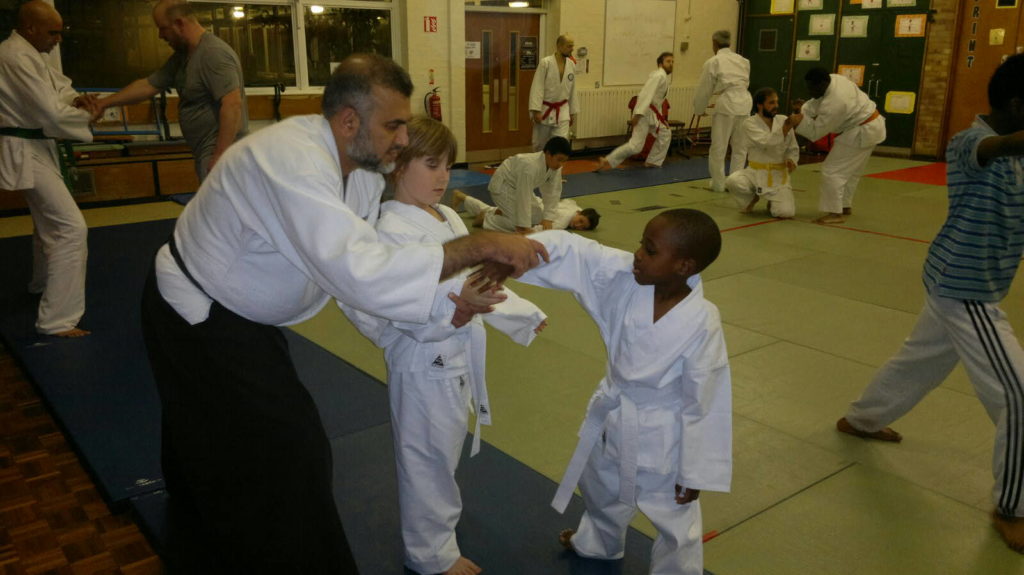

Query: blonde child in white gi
[529,34,578,151]
[726,87,799,219]
[694,30,753,193]
[597,52,675,170]
[342,117,547,575]
[516,209,732,574]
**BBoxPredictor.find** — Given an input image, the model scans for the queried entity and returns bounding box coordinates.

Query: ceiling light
[232,9,245,18]
[310,5,324,14]
[508,1,529,7]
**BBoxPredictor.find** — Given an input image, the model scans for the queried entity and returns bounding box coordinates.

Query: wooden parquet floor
[0,342,163,575]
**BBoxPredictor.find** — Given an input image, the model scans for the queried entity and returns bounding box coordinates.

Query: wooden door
[465,12,539,156]
[945,0,1024,146]
[741,1,795,112]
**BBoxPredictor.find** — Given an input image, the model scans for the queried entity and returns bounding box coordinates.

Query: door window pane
[305,7,392,86]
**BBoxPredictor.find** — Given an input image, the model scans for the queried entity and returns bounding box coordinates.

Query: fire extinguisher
[425,68,442,121]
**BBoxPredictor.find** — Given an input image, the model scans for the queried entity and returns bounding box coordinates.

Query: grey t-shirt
[149,32,248,167]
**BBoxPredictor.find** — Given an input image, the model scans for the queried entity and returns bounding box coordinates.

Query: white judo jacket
[0,31,92,190]
[693,47,753,117]
[529,54,579,127]
[796,74,886,149]
[516,231,732,512]
[741,114,800,193]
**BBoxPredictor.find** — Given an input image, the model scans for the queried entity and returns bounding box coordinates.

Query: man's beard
[346,124,396,174]
[761,109,777,119]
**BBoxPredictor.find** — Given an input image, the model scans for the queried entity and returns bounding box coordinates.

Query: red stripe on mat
[865,162,946,186]
[721,217,930,244]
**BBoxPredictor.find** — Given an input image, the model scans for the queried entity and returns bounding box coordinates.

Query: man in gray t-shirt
[97,0,247,180]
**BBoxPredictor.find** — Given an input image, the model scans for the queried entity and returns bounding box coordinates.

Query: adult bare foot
[594,157,611,172]
[992,511,1024,553]
[450,189,467,210]
[741,196,760,213]
[53,327,90,338]
[836,417,902,442]
[814,213,845,224]
[443,556,482,575]
[559,528,576,551]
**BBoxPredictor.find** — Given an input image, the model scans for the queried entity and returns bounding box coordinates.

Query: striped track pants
[846,291,1024,517]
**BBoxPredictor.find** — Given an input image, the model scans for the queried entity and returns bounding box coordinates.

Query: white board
[603,0,676,86]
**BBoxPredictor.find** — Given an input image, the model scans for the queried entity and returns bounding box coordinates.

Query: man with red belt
[529,34,578,152]
[597,52,674,170]
[790,67,886,224]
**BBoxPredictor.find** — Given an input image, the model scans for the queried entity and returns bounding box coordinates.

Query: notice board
[603,0,676,86]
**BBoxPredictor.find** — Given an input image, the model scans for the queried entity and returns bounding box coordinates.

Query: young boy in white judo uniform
[451,190,601,233]
[341,117,548,575]
[516,208,732,574]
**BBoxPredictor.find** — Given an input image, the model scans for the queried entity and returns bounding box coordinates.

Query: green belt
[0,127,47,139]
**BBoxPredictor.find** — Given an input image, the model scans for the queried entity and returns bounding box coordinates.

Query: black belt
[0,127,47,139]
[167,235,212,299]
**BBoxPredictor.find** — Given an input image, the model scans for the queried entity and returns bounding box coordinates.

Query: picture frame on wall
[887,0,916,6]
[861,0,883,8]
[841,15,869,38]
[771,0,796,14]
[798,0,824,9]
[894,14,926,38]
[795,39,821,61]
[809,13,836,36]
[838,64,866,86]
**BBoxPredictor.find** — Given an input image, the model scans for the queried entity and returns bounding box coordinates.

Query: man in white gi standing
[0,1,96,338]
[693,30,753,193]
[726,87,799,219]
[95,0,247,181]
[487,136,572,234]
[789,67,886,224]
[140,53,547,574]
[597,52,674,170]
[529,34,578,152]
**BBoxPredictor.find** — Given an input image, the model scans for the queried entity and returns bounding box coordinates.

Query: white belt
[551,380,679,513]
[467,322,491,457]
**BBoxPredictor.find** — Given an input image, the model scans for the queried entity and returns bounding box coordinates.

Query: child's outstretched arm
[480,283,548,346]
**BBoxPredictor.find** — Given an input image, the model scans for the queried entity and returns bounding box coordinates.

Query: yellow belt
[748,160,789,188]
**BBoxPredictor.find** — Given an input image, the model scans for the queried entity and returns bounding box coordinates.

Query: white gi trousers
[21,142,88,334]
[463,194,542,233]
[818,116,885,214]
[708,114,748,193]
[606,116,671,168]
[845,291,1024,518]
[568,445,704,575]
[533,120,571,153]
[726,167,796,219]
[390,369,473,574]
[488,185,544,233]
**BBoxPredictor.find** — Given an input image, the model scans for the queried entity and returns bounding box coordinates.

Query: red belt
[649,101,670,133]
[541,99,569,122]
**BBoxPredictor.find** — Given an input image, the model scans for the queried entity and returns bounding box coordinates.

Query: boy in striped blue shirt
[837,54,1024,553]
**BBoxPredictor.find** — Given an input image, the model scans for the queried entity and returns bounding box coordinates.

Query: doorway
[465,12,541,162]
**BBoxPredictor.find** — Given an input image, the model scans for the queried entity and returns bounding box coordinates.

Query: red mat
[866,162,947,186]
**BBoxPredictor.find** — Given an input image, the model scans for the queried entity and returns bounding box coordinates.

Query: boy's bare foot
[992,511,1024,553]
[814,213,845,224]
[52,327,90,338]
[559,528,576,551]
[450,190,467,210]
[443,556,482,575]
[836,417,902,443]
[842,207,853,215]
[594,157,611,172]
[740,196,759,213]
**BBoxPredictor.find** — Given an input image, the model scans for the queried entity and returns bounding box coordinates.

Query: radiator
[575,85,697,139]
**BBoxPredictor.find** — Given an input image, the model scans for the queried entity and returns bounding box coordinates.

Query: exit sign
[424,16,438,33]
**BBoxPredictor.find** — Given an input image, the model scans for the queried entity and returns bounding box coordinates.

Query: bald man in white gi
[693,30,753,193]
[0,1,95,337]
[726,87,799,219]
[597,52,674,170]
[529,34,578,152]
[790,67,886,224]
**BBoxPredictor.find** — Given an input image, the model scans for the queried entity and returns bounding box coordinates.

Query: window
[54,1,396,91]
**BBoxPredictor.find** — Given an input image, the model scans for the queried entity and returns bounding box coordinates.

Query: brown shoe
[836,417,902,443]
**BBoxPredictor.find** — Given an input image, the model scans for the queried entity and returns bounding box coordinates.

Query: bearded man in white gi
[529,34,578,152]
[597,52,674,170]
[487,136,571,234]
[694,30,753,193]
[726,87,799,219]
[139,54,547,574]
[0,1,96,338]
[790,67,886,224]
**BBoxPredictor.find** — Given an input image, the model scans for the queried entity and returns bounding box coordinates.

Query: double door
[465,13,540,157]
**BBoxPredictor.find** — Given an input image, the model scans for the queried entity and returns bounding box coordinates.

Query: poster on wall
[887,0,916,6]
[465,41,481,59]
[809,14,836,35]
[894,14,926,37]
[838,64,866,86]
[862,0,883,8]
[795,40,822,61]
[841,15,869,38]
[885,91,916,114]
[771,0,795,14]
[519,36,538,70]
[799,0,824,9]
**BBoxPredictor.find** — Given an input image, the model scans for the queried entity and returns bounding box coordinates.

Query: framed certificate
[771,0,796,14]
[894,14,926,37]
[884,91,916,114]
[795,40,822,61]
[862,0,883,8]
[838,64,866,86]
[887,0,916,6]
[809,14,836,35]
[799,0,824,9]
[841,15,869,38]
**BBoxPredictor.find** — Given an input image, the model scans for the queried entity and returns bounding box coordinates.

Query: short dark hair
[804,67,831,85]
[543,136,571,157]
[753,87,777,114]
[657,52,674,66]
[988,53,1024,111]
[656,209,721,273]
[580,208,601,230]
[322,53,414,119]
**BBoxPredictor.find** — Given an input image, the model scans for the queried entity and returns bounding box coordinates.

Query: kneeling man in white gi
[726,87,799,219]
